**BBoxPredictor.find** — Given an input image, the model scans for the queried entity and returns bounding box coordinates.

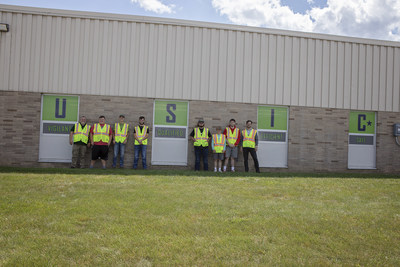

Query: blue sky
[1,0,399,41]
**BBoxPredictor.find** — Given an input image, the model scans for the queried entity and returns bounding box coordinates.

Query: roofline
[1,4,400,48]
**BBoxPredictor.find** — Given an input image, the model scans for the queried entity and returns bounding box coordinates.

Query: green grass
[1,168,399,266]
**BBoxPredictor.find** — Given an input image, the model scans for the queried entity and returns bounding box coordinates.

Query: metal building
[0,4,399,172]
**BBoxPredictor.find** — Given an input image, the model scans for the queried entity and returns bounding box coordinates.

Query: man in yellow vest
[190,119,212,171]
[223,118,241,172]
[241,120,260,173]
[69,115,91,168]
[112,115,129,168]
[133,116,149,169]
[89,115,113,169]
[212,126,226,172]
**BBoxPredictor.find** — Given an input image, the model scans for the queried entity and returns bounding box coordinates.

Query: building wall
[1,90,399,173]
[1,5,400,112]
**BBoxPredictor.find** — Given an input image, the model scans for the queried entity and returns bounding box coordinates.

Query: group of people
[69,115,149,169]
[69,115,260,173]
[190,118,260,173]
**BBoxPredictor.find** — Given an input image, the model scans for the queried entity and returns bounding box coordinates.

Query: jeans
[194,146,209,171]
[133,145,147,169]
[112,142,126,167]
[243,147,260,173]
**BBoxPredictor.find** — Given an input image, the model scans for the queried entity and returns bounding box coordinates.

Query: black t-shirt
[190,128,212,138]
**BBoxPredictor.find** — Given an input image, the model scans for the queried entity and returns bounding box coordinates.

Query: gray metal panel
[1,5,400,112]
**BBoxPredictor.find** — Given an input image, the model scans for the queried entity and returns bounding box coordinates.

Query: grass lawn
[1,167,399,266]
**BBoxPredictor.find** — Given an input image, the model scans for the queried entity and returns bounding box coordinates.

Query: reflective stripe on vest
[73,123,90,144]
[194,128,209,147]
[93,124,110,143]
[226,127,239,145]
[242,129,257,148]
[135,125,148,145]
[114,123,129,143]
[213,134,226,153]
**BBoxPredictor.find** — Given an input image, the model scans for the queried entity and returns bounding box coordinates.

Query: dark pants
[243,147,260,173]
[194,146,208,171]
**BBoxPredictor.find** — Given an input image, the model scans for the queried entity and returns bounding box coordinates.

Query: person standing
[212,126,226,172]
[190,119,211,171]
[223,118,241,172]
[112,115,129,168]
[69,115,91,168]
[241,120,260,173]
[133,116,149,169]
[89,115,113,169]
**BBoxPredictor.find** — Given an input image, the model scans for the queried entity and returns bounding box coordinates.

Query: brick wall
[1,91,399,173]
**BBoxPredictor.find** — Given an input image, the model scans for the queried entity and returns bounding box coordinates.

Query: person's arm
[240,132,244,152]
[143,127,149,142]
[211,136,215,152]
[234,130,241,147]
[69,125,75,145]
[207,129,212,143]
[108,127,113,146]
[69,132,73,145]
[124,128,128,144]
[189,129,195,142]
[255,132,258,152]
[90,127,94,146]
[112,125,116,145]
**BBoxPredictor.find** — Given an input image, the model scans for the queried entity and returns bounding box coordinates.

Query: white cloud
[211,0,400,41]
[131,0,175,14]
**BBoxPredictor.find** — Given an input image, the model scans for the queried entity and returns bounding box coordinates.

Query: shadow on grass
[0,166,399,179]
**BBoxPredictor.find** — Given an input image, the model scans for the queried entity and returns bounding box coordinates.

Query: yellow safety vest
[92,124,110,143]
[194,128,209,147]
[135,125,148,145]
[114,123,129,143]
[226,127,239,145]
[242,129,257,148]
[213,134,226,153]
[73,123,90,144]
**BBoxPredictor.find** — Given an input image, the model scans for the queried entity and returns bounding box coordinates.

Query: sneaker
[218,170,222,173]
[214,169,217,172]
[231,169,235,172]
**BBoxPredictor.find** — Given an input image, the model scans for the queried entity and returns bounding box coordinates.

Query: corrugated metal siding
[1,6,400,112]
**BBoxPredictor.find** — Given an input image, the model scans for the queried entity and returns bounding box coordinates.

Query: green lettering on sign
[349,111,375,134]
[42,95,79,121]
[257,106,288,130]
[154,100,188,126]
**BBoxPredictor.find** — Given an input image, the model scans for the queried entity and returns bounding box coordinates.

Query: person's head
[216,126,222,134]
[79,116,87,124]
[139,116,145,125]
[246,120,252,129]
[99,115,106,124]
[197,119,205,128]
[119,115,125,123]
[229,118,236,128]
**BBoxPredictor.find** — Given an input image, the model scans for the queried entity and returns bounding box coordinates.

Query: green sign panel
[42,95,79,121]
[349,111,375,134]
[154,100,188,126]
[258,106,288,130]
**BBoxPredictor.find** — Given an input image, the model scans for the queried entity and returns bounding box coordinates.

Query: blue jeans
[194,146,208,171]
[133,145,147,169]
[112,142,126,167]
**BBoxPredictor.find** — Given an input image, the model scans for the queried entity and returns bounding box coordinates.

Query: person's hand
[255,146,258,152]
[240,147,243,152]
[113,140,116,145]
[69,140,73,145]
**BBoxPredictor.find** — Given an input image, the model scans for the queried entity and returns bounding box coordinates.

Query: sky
[1,0,399,42]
